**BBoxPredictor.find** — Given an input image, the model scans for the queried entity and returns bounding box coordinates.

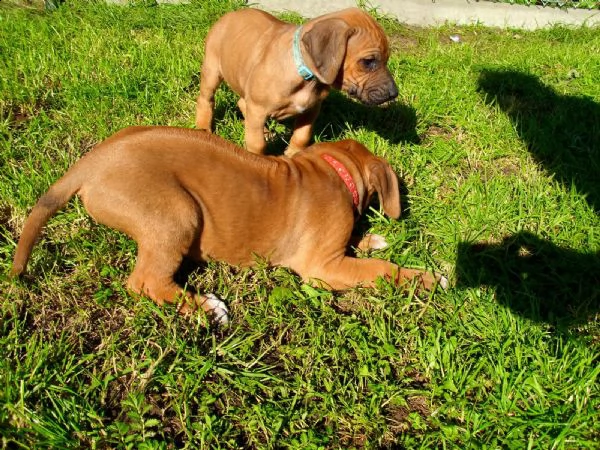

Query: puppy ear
[302,19,351,85]
[368,159,401,219]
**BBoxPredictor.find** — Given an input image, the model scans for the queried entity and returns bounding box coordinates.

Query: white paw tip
[438,276,449,290]
[368,234,389,250]
[204,293,229,325]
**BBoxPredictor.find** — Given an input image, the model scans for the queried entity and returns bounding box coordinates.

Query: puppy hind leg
[127,244,229,325]
[196,61,222,130]
[126,252,188,309]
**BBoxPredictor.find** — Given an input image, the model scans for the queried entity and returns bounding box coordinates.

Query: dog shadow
[457,70,599,331]
[477,68,600,213]
[456,231,600,330]
[275,92,419,154]
[314,90,420,145]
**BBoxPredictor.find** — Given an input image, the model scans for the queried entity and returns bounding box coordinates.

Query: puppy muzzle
[353,80,398,106]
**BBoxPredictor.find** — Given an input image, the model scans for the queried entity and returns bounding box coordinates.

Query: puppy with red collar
[12,127,445,324]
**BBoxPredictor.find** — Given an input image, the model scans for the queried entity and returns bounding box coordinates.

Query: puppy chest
[290,90,315,114]
[269,87,327,119]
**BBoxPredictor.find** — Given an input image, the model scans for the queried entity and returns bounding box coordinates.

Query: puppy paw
[357,233,389,252]
[202,293,229,325]
[264,127,277,142]
[438,275,449,290]
[396,268,449,292]
[284,144,303,157]
[419,271,449,291]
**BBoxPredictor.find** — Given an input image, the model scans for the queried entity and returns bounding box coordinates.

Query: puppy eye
[360,57,379,71]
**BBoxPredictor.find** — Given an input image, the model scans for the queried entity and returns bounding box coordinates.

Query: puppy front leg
[239,98,277,143]
[285,105,321,156]
[244,106,268,154]
[308,256,445,292]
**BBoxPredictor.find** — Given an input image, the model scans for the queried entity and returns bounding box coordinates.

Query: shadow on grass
[456,70,600,330]
[269,92,419,154]
[198,84,420,155]
[477,68,600,213]
[315,90,420,145]
[456,232,600,328]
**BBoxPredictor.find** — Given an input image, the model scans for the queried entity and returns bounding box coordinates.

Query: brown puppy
[195,7,398,155]
[11,127,445,324]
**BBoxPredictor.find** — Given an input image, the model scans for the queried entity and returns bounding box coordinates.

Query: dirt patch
[390,34,419,51]
[0,204,15,238]
[2,76,63,130]
[383,396,432,439]
[494,156,521,176]
[421,123,463,143]
[338,424,368,448]
[334,288,378,315]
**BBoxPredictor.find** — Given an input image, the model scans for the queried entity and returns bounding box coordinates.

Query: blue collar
[293,26,315,81]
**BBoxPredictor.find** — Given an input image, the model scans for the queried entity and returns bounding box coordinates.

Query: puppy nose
[388,83,398,100]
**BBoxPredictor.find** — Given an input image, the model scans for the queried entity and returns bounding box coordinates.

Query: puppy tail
[11,166,84,277]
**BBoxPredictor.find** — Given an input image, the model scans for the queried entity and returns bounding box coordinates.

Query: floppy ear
[301,18,351,85]
[368,159,401,219]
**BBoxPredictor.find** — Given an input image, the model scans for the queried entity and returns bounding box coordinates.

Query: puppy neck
[320,153,360,210]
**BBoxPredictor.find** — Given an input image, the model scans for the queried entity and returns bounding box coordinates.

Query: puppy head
[302,8,398,106]
[301,18,352,86]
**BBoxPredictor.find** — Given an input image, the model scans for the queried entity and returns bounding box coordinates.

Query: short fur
[12,127,443,324]
[195,7,398,155]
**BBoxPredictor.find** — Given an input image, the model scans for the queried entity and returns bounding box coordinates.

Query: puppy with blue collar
[195,7,398,155]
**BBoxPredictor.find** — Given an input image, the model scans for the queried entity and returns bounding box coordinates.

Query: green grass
[491,0,599,10]
[1,1,599,448]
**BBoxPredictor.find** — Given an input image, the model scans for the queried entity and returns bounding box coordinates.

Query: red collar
[321,154,360,209]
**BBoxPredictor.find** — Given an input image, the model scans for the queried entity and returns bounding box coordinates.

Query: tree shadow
[477,68,600,213]
[456,231,600,330]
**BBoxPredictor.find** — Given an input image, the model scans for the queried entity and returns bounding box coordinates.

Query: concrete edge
[251,0,600,30]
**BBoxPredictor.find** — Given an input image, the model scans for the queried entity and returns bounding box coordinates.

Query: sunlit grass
[1,1,598,447]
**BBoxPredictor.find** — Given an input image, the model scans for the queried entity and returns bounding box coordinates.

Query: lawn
[496,0,599,9]
[1,0,598,448]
